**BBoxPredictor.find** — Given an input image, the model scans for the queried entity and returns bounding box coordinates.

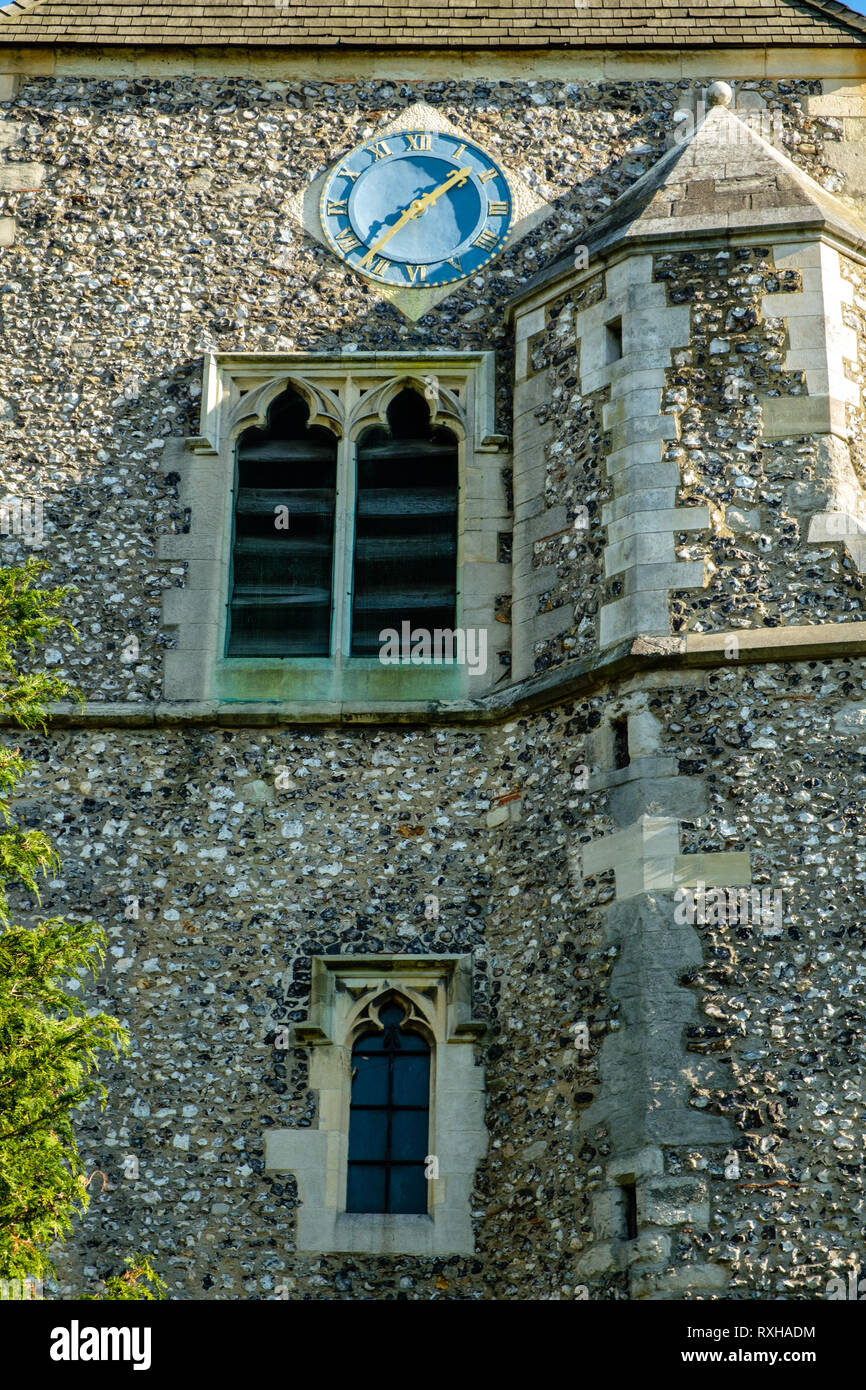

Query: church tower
[1,0,866,1301]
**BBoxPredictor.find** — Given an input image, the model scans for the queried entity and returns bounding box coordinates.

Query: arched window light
[351,387,458,657]
[346,999,431,1215]
[227,386,337,657]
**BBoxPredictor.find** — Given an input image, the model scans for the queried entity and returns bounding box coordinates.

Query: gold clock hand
[419,167,472,209]
[361,198,426,262]
[359,167,473,267]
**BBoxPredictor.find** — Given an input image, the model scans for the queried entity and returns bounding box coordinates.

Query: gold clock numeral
[477,167,498,183]
[338,166,360,182]
[359,249,391,275]
[487,200,508,216]
[369,140,392,160]
[335,227,361,252]
[451,143,468,160]
[475,226,498,250]
[447,255,463,272]
[404,132,432,151]
[327,199,348,216]
[404,264,428,283]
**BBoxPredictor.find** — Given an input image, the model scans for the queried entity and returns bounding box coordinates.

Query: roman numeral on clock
[369,140,392,160]
[404,264,427,283]
[477,167,498,183]
[327,199,348,215]
[447,256,463,272]
[359,249,391,275]
[404,132,432,151]
[487,200,508,216]
[335,227,360,252]
[338,167,360,182]
[475,226,498,250]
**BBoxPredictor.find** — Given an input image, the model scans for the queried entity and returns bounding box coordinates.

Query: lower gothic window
[263,955,486,1255]
[346,999,431,1214]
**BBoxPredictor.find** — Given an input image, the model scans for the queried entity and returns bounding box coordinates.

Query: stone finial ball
[706,81,734,108]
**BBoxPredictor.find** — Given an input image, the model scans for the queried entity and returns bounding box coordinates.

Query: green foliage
[0,561,132,1282]
[0,559,74,736]
[83,1256,166,1302]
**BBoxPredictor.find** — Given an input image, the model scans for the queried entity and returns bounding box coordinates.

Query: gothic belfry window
[346,998,431,1214]
[227,385,338,657]
[350,386,458,656]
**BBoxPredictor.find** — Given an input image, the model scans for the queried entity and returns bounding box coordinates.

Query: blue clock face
[320,130,513,288]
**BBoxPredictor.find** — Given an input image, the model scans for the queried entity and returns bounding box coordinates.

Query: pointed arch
[348,373,467,442]
[228,373,344,445]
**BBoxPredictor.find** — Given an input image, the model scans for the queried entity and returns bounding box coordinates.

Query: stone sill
[331,1214,437,1256]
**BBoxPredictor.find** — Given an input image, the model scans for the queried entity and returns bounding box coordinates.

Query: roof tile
[0,0,864,47]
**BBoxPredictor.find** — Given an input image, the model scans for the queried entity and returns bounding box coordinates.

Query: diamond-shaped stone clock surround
[285,101,551,322]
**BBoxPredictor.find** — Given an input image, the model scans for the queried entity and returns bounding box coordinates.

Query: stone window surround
[264,955,487,1256]
[160,350,510,706]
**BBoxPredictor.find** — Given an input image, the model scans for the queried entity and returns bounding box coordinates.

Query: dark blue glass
[350,1052,389,1105]
[348,1109,388,1161]
[390,1109,428,1162]
[389,1165,428,1216]
[345,999,431,1214]
[391,1053,430,1106]
[346,1165,386,1214]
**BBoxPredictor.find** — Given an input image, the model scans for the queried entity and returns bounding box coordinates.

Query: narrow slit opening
[621,1180,638,1241]
[612,717,630,770]
[605,316,623,364]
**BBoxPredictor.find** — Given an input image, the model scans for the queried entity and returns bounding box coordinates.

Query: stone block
[604,440,670,477]
[606,506,709,546]
[600,590,671,648]
[161,585,222,628]
[610,775,707,828]
[604,254,655,294]
[162,647,214,702]
[514,304,545,343]
[608,411,679,453]
[0,120,22,150]
[532,603,571,643]
[671,851,752,887]
[0,161,44,191]
[602,488,678,524]
[642,1176,710,1228]
[823,140,866,198]
[805,82,866,117]
[602,387,664,429]
[633,1263,729,1297]
[605,1151,666,1192]
[604,529,677,577]
[761,393,847,441]
[620,559,706,596]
